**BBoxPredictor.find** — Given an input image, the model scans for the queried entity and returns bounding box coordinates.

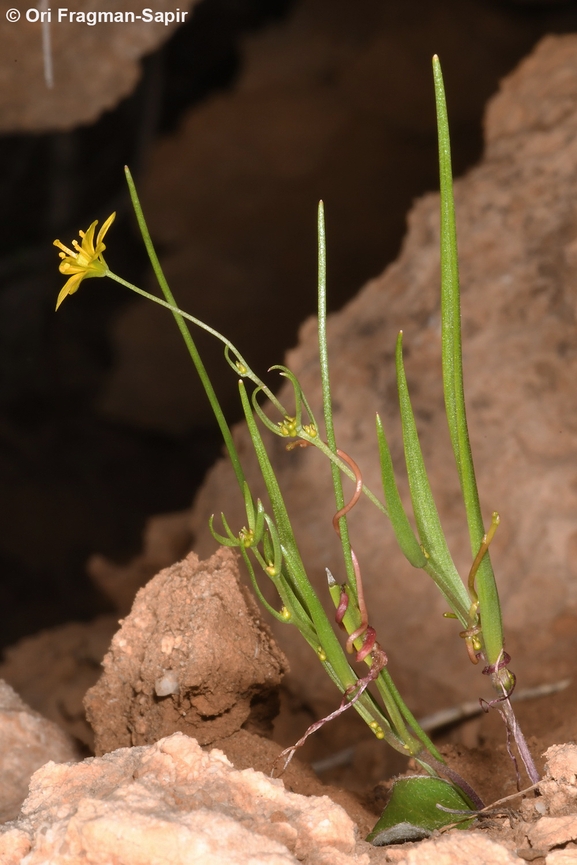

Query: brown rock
[0,0,201,132]
[535,744,577,818]
[528,816,577,853]
[0,680,81,823]
[546,851,577,865]
[545,744,577,786]
[84,547,288,754]
[2,699,576,863]
[0,615,118,750]
[211,728,378,840]
[186,34,577,721]
[0,732,365,865]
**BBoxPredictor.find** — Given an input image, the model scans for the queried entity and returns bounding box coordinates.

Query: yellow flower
[53,212,116,310]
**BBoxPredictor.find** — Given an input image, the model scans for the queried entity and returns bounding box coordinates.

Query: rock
[0,731,366,865]
[185,34,577,721]
[378,832,520,864]
[546,851,577,865]
[84,547,288,754]
[519,748,577,858]
[527,816,577,853]
[0,679,81,823]
[2,691,576,863]
[534,744,577,818]
[0,0,201,132]
[0,616,119,750]
[210,728,378,840]
[545,744,577,786]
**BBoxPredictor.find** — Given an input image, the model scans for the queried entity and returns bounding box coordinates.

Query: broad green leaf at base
[367,776,475,846]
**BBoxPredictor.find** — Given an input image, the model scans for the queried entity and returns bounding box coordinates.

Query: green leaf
[208,513,239,547]
[243,482,256,531]
[395,332,470,621]
[316,201,357,594]
[123,166,247,495]
[367,776,475,845]
[238,545,289,623]
[376,414,427,568]
[433,56,503,662]
[238,380,351,665]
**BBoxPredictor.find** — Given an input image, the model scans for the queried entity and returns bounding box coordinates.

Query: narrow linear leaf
[317,201,357,592]
[395,332,470,620]
[238,546,289,624]
[238,380,425,754]
[238,380,358,682]
[375,669,444,763]
[376,414,427,568]
[433,56,503,661]
[124,166,247,493]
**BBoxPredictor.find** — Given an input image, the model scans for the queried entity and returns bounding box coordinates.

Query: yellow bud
[239,528,254,548]
[280,416,297,437]
[369,721,384,738]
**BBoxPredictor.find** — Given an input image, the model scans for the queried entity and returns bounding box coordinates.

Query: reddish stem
[332,449,371,653]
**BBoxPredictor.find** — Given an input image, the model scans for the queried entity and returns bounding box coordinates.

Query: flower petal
[96,212,116,247]
[80,220,98,255]
[55,273,84,310]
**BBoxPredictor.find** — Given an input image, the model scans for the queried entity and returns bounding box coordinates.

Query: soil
[84,548,288,754]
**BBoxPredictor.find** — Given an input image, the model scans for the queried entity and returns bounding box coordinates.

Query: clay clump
[84,547,288,754]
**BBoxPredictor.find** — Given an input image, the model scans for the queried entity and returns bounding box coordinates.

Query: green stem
[106,268,244,494]
[317,201,356,593]
[375,669,443,762]
[120,168,250,493]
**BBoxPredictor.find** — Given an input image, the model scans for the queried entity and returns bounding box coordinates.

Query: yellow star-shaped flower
[53,212,116,310]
